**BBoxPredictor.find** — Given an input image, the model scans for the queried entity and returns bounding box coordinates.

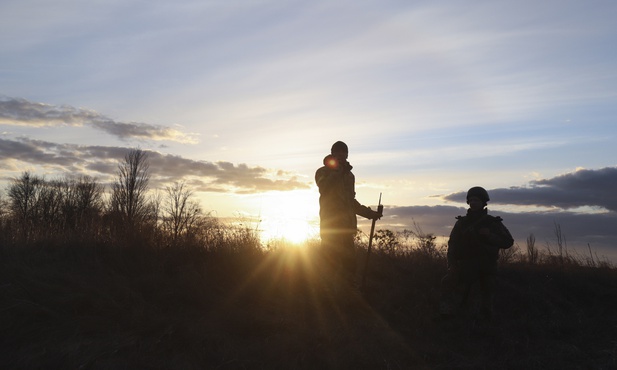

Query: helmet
[466,186,490,203]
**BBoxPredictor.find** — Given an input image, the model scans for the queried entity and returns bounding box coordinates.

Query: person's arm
[353,199,381,220]
[479,217,514,250]
[489,219,514,249]
[346,168,381,220]
[315,166,343,193]
[447,219,463,265]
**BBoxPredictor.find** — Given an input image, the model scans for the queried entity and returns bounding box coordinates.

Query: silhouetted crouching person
[315,141,382,284]
[439,186,514,320]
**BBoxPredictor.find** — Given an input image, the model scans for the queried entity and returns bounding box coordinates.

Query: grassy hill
[1,239,616,369]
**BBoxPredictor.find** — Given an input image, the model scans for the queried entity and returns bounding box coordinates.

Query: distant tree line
[0,149,259,251]
[0,148,611,268]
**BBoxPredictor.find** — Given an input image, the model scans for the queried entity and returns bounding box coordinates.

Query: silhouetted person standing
[315,141,382,283]
[439,186,514,320]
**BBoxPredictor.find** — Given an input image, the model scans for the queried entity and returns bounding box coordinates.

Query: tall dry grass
[1,223,616,369]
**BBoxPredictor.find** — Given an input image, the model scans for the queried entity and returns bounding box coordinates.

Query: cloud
[0,137,309,193]
[143,152,310,193]
[442,167,617,212]
[0,137,82,169]
[0,97,198,144]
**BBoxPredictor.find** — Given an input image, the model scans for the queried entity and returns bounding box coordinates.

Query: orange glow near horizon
[253,190,320,245]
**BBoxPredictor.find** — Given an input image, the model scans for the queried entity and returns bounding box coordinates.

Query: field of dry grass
[1,235,616,369]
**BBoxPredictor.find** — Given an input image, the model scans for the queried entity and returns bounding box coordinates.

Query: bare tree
[61,175,104,233]
[7,172,44,240]
[36,179,64,235]
[163,181,201,243]
[526,233,539,264]
[0,191,9,239]
[110,149,151,231]
[0,191,6,219]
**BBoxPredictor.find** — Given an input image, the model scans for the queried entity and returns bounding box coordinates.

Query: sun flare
[255,190,320,245]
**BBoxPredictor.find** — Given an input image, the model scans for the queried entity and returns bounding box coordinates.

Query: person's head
[466,186,489,211]
[330,141,349,161]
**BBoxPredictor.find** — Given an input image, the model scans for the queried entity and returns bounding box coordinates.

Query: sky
[1,0,616,261]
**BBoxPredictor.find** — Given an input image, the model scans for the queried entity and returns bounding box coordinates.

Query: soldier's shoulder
[315,165,328,175]
[315,166,328,181]
[486,214,504,223]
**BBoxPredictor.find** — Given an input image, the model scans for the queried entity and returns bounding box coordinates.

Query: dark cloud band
[442,167,617,212]
[0,137,308,193]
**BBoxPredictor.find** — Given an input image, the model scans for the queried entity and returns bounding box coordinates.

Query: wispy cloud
[0,97,198,144]
[0,137,309,193]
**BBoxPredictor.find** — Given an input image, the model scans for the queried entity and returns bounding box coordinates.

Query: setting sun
[255,190,320,245]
